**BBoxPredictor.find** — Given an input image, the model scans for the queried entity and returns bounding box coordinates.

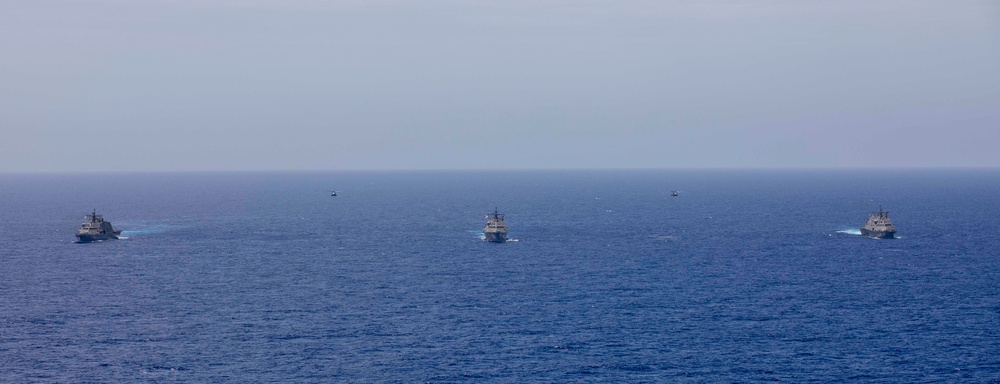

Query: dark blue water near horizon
[1,170,998,382]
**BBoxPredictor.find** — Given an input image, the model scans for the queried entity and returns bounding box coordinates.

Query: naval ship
[483,208,508,243]
[860,206,896,239]
[76,210,122,243]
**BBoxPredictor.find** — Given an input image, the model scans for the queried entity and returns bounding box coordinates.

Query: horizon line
[2,165,999,175]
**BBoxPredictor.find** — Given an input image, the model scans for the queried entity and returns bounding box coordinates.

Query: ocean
[1,170,998,382]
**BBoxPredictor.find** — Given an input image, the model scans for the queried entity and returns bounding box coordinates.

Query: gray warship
[483,208,508,243]
[860,206,896,239]
[76,210,122,243]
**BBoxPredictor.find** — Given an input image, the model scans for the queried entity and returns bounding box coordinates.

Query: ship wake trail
[480,238,517,243]
[120,229,163,235]
[837,228,862,236]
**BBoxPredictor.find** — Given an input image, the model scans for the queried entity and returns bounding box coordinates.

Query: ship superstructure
[860,206,896,239]
[76,210,122,243]
[483,208,508,243]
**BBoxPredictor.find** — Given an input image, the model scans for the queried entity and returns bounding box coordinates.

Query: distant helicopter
[671,191,679,197]
[330,190,338,197]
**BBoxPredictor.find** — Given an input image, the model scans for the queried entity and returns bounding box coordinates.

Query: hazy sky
[2,0,998,172]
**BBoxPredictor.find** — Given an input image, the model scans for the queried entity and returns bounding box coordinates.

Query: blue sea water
[1,170,998,382]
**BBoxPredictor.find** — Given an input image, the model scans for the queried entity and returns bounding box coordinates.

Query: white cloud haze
[2,0,998,172]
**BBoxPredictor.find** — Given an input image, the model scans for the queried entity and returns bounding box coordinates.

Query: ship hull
[76,233,118,243]
[484,232,507,243]
[860,228,895,239]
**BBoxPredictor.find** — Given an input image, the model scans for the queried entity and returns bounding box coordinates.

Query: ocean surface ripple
[1,170,998,382]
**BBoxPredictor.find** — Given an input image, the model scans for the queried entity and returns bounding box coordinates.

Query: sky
[1,0,998,172]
